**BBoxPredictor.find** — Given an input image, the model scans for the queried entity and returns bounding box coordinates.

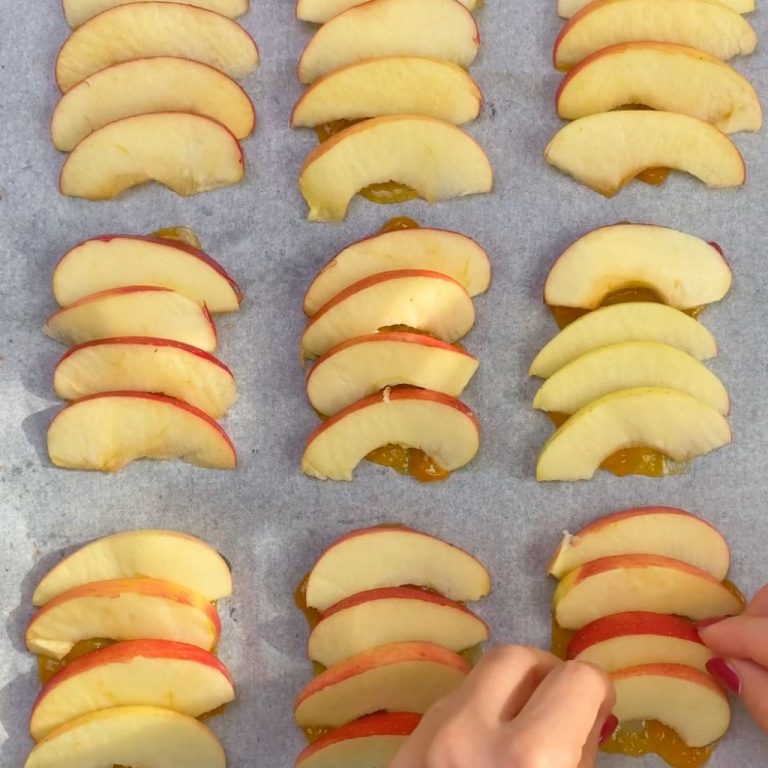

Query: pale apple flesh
[297,0,477,23]
[65,0,248,27]
[558,0,754,17]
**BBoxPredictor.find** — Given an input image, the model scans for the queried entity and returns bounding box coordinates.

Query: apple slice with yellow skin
[292,57,482,127]
[298,0,479,84]
[557,0,754,18]
[548,507,730,580]
[304,227,490,316]
[566,612,712,672]
[60,113,244,200]
[553,555,743,630]
[52,57,255,151]
[294,642,470,727]
[53,234,242,313]
[307,332,478,415]
[24,705,225,768]
[556,43,762,133]
[300,116,492,222]
[307,525,490,611]
[56,1,259,92]
[301,271,475,359]
[54,339,236,418]
[611,664,731,747]
[545,111,745,197]
[530,303,718,378]
[44,287,218,351]
[30,640,234,740]
[26,579,220,660]
[302,387,479,481]
[308,587,489,667]
[537,387,731,482]
[297,0,477,23]
[533,342,729,416]
[65,0,247,27]
[33,529,232,606]
[553,0,757,71]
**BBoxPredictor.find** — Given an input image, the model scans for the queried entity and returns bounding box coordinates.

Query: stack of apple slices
[299,223,491,482]
[23,530,235,768]
[531,223,733,482]
[293,0,492,221]
[545,0,762,196]
[52,0,259,199]
[293,525,491,767]
[549,507,744,752]
[45,231,242,471]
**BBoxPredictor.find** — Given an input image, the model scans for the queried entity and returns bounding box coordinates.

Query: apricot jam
[366,445,451,483]
[38,638,114,684]
[636,167,671,186]
[379,216,420,233]
[151,226,202,249]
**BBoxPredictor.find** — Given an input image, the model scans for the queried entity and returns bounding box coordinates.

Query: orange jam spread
[38,638,114,684]
[636,167,671,186]
[366,445,451,483]
[151,226,202,249]
[379,216,420,233]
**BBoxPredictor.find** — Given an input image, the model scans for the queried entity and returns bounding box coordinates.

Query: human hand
[390,646,617,768]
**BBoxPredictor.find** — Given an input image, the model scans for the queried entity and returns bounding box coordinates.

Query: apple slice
[60,113,244,200]
[302,387,479,481]
[556,43,762,133]
[537,387,731,482]
[558,0,754,17]
[553,0,757,71]
[26,578,220,660]
[33,529,232,606]
[307,332,478,415]
[298,0,479,83]
[529,303,718,378]
[532,342,729,416]
[296,713,420,768]
[308,587,489,666]
[300,116,493,222]
[566,612,712,672]
[548,507,730,581]
[553,555,743,630]
[611,664,731,747]
[545,110,745,197]
[301,271,475,359]
[56,2,259,92]
[24,705,225,768]
[65,0,247,27]
[292,57,481,127]
[545,223,732,310]
[306,525,490,611]
[52,57,255,151]
[304,227,490,316]
[297,0,477,23]
[44,287,217,351]
[294,642,469,727]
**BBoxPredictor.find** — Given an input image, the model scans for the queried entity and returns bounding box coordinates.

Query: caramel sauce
[38,638,114,684]
[379,217,421,233]
[636,167,671,186]
[151,226,202,250]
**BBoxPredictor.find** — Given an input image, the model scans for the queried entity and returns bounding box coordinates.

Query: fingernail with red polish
[707,657,742,695]
[695,617,728,631]
[599,715,619,745]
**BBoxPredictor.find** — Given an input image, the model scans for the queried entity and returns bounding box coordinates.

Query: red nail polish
[707,657,742,695]
[599,715,619,745]
[695,617,728,631]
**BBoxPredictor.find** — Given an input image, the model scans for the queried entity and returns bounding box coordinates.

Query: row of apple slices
[548,507,743,749]
[545,0,761,196]
[24,530,235,767]
[44,233,243,470]
[530,222,732,481]
[293,525,491,766]
[53,1,259,199]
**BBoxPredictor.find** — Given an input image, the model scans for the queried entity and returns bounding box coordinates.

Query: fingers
[745,584,768,616]
[699,616,768,667]
[719,658,768,732]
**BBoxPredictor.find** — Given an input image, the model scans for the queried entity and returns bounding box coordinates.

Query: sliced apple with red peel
[302,387,479,481]
[558,0,754,17]
[300,116,493,222]
[33,529,232,606]
[553,555,743,630]
[309,587,489,666]
[545,111,745,197]
[306,525,490,611]
[304,227,490,316]
[56,2,259,92]
[26,578,220,660]
[611,664,731,747]
[297,0,477,23]
[530,303,718,378]
[60,113,244,200]
[307,333,478,416]
[24,705,225,768]
[548,507,730,580]
[65,0,248,27]
[298,0,479,84]
[47,392,237,471]
[553,0,757,71]
[294,642,469,727]
[292,57,482,127]
[44,287,218,351]
[556,43,762,133]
